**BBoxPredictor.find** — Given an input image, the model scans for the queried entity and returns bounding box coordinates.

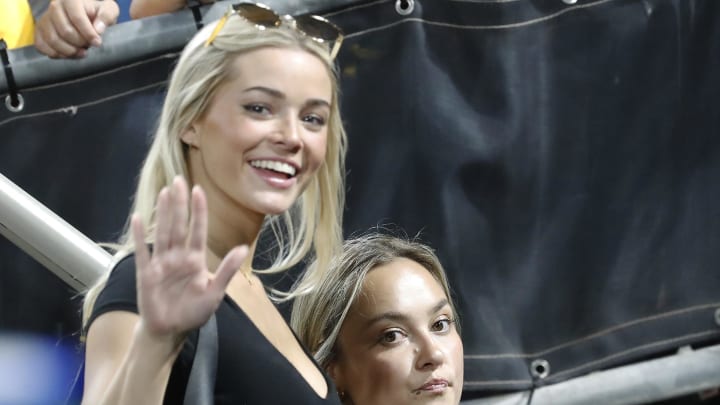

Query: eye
[302,114,326,127]
[431,317,454,333]
[244,104,271,115]
[379,329,407,345]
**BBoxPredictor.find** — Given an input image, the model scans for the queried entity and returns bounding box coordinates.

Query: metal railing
[0,172,111,291]
[465,344,720,404]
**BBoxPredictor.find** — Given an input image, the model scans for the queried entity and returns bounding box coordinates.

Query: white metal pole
[0,172,111,291]
[464,344,720,404]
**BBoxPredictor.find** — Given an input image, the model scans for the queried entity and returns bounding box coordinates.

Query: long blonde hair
[82,13,347,327]
[291,232,460,369]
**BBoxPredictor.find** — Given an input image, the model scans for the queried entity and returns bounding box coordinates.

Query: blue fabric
[117,0,131,22]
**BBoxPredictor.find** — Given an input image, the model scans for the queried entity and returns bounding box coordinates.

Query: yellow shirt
[0,1,35,49]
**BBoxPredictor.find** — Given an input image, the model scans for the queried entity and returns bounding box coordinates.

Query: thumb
[90,0,120,35]
[211,246,250,295]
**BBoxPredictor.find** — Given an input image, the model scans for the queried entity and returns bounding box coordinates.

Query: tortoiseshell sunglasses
[204,2,344,60]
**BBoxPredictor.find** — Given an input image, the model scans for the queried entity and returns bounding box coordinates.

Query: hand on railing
[34,0,120,58]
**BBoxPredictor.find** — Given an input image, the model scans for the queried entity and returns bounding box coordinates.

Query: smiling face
[182,46,332,219]
[329,258,464,405]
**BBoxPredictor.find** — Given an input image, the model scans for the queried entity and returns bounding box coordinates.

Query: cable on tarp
[0,39,23,113]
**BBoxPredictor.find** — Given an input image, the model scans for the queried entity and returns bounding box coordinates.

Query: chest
[207,296,340,405]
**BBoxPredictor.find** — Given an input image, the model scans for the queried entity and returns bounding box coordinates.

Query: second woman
[293,233,465,405]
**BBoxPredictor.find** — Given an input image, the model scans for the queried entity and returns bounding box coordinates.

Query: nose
[273,113,302,152]
[414,333,445,370]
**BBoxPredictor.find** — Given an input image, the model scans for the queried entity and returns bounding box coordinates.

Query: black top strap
[184,314,218,405]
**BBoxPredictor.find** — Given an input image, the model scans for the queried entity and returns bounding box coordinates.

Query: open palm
[131,177,248,339]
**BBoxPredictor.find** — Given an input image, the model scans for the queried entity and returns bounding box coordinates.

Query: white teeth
[250,160,297,176]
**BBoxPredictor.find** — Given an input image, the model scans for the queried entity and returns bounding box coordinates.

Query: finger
[210,246,249,295]
[169,177,189,247]
[154,187,172,254]
[49,1,91,48]
[64,0,103,46]
[188,185,208,251]
[35,13,84,58]
[91,0,120,36]
[33,32,60,58]
[73,48,88,58]
[131,214,151,273]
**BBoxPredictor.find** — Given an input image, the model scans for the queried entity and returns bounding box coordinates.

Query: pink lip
[253,168,297,189]
[414,378,450,394]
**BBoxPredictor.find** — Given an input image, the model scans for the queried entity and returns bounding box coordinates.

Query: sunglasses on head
[204,2,344,60]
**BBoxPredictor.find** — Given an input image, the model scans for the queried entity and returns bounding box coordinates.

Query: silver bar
[464,344,720,404]
[0,172,111,291]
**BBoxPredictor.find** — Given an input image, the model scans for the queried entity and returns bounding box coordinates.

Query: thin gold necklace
[240,269,253,285]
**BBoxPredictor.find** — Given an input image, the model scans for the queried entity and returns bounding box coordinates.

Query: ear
[180,124,200,148]
[326,358,345,392]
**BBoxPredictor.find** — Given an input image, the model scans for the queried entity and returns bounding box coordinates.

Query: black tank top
[88,254,342,405]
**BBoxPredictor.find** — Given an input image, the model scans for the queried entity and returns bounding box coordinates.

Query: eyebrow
[243,86,285,98]
[243,86,331,108]
[363,298,450,328]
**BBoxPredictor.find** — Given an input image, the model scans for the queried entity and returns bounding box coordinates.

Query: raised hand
[131,176,248,341]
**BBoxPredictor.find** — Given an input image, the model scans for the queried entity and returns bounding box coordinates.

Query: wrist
[134,321,186,359]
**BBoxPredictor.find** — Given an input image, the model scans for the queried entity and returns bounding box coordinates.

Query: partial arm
[82,312,181,405]
[129,0,215,20]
